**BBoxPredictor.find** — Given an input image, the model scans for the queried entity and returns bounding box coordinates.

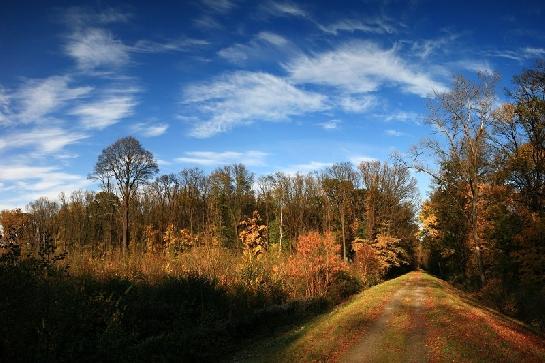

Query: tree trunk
[108,215,113,253]
[365,190,376,241]
[122,198,129,256]
[279,203,283,253]
[471,183,485,286]
[341,207,347,261]
[475,245,485,285]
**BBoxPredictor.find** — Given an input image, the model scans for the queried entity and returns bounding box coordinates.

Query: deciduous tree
[411,74,498,284]
[90,136,158,256]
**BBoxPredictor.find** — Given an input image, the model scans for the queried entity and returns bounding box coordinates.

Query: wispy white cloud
[338,95,377,113]
[318,119,340,130]
[256,31,288,46]
[4,76,92,124]
[0,127,87,154]
[132,38,209,53]
[0,164,90,208]
[455,59,495,75]
[385,129,404,137]
[486,49,524,61]
[131,121,169,137]
[193,15,222,29]
[410,33,460,59]
[218,31,292,64]
[63,6,131,27]
[263,1,308,18]
[64,7,207,71]
[349,155,377,165]
[318,18,396,35]
[0,87,10,124]
[183,71,327,137]
[73,96,135,129]
[383,111,423,123]
[0,165,57,181]
[285,41,448,97]
[156,159,173,166]
[72,86,138,129]
[175,150,268,166]
[217,45,250,63]
[262,2,396,36]
[66,27,130,70]
[524,47,545,57]
[485,47,545,62]
[54,152,79,160]
[282,161,332,175]
[201,0,235,13]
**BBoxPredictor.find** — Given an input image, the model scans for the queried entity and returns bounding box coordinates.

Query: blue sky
[1,0,544,209]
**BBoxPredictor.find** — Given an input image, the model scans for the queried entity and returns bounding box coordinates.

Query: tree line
[415,61,545,328]
[1,152,419,274]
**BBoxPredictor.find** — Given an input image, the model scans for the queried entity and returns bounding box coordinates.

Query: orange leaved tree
[287,232,346,298]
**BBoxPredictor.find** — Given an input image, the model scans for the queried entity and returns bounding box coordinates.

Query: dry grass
[66,246,242,282]
[64,242,361,304]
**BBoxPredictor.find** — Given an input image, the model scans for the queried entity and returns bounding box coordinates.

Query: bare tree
[322,162,358,261]
[409,73,498,285]
[272,172,289,252]
[358,160,417,240]
[494,61,545,211]
[90,136,158,256]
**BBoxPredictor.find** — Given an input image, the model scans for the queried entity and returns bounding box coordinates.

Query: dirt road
[236,271,545,362]
[341,274,427,362]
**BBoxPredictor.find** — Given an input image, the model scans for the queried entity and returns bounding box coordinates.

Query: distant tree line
[0,152,419,273]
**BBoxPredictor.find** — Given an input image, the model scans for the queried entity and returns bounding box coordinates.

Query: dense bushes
[1,267,231,361]
[1,259,289,361]
[0,230,378,362]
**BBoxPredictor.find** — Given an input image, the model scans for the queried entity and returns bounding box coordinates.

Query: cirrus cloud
[71,85,138,129]
[0,127,88,154]
[285,41,448,97]
[175,150,268,166]
[66,27,130,70]
[182,71,327,137]
[3,76,92,125]
[0,164,90,209]
[131,121,169,137]
[318,18,397,35]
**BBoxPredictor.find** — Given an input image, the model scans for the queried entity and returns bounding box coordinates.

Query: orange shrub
[353,239,382,285]
[285,232,347,299]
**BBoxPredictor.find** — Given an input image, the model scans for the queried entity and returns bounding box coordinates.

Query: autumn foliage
[416,62,545,330]
[238,211,268,257]
[284,232,347,298]
[0,209,31,246]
